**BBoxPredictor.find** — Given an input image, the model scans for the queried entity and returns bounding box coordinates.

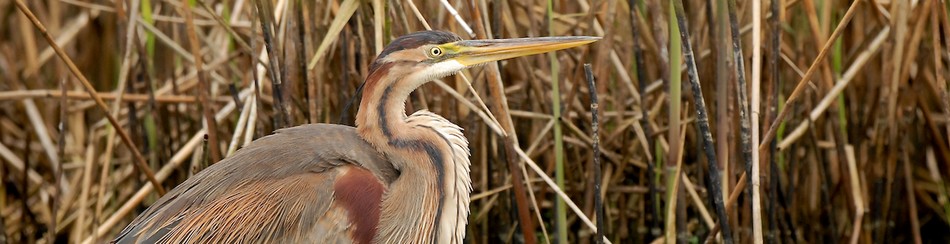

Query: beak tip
[577,36,602,44]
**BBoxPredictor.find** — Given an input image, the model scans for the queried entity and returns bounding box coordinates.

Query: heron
[113,30,597,243]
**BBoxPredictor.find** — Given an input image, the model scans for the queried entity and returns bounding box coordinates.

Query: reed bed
[0,0,948,243]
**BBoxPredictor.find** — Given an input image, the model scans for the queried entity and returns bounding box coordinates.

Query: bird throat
[355,70,470,243]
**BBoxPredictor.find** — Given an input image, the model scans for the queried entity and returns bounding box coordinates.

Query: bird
[112,30,598,244]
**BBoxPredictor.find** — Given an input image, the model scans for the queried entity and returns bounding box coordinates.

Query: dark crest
[376,31,462,61]
[369,31,462,73]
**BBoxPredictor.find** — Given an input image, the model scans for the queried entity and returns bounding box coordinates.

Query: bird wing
[112,124,397,244]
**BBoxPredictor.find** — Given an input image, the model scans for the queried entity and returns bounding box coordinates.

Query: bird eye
[429,47,443,57]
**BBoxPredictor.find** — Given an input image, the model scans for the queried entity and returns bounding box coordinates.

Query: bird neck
[355,66,471,243]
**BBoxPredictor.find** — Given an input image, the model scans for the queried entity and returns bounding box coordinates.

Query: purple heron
[113,31,597,243]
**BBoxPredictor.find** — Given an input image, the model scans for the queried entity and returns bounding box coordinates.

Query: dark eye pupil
[433,49,441,55]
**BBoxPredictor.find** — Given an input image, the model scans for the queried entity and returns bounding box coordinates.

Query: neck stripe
[376,84,445,242]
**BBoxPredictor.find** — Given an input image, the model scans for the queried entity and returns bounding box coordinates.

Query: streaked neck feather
[355,70,471,243]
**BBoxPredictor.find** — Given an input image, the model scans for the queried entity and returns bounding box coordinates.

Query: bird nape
[113,30,597,244]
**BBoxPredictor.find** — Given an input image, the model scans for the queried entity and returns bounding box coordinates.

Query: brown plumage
[113,124,395,243]
[113,31,597,244]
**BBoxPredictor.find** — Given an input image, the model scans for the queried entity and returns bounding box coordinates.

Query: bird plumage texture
[113,124,398,243]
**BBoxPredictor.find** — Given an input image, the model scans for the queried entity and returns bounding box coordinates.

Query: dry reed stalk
[779,27,890,148]
[750,0,763,242]
[673,0,732,242]
[925,147,950,222]
[627,1,660,237]
[902,150,922,244]
[254,0,288,130]
[198,0,252,53]
[75,140,95,241]
[12,0,166,195]
[22,99,58,175]
[514,147,612,244]
[306,0,357,69]
[453,1,538,241]
[291,0,310,124]
[576,0,641,104]
[135,17,197,63]
[226,92,254,156]
[760,0,861,151]
[664,120,687,243]
[703,171,749,242]
[26,10,94,78]
[801,0,837,93]
[584,64,605,243]
[0,90,227,103]
[0,142,44,188]
[681,175,714,228]
[519,160,552,244]
[845,145,865,244]
[765,0,782,241]
[929,0,950,153]
[184,0,221,164]
[712,0,731,225]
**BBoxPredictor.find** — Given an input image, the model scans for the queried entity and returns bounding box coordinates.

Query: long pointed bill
[444,36,600,67]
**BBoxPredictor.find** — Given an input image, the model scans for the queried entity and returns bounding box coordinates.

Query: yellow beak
[444,36,600,66]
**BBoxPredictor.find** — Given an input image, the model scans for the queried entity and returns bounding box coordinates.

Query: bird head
[366,30,600,91]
